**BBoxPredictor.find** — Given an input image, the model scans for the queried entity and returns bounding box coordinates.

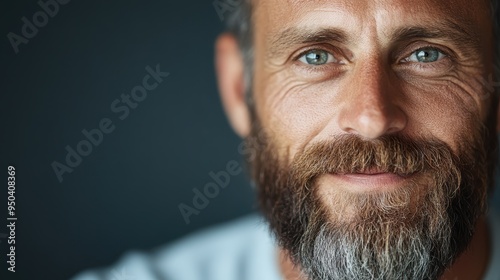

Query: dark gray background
[1,1,255,279]
[1,1,500,280]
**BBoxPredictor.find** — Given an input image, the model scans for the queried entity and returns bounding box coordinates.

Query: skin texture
[215,0,498,279]
[251,0,493,159]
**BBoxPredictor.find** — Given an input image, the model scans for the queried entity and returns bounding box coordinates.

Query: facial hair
[245,118,489,280]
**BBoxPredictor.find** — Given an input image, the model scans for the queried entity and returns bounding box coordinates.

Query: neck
[278,217,491,280]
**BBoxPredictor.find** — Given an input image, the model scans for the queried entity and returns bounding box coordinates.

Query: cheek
[401,76,484,152]
[258,76,345,160]
[254,65,488,160]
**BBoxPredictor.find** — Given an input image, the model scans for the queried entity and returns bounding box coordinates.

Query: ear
[215,33,251,138]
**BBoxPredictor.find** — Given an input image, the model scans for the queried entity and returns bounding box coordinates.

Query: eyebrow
[268,27,349,57]
[390,20,480,50]
[267,20,481,57]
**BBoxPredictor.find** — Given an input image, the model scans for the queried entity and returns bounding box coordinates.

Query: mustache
[249,119,489,280]
[290,134,460,178]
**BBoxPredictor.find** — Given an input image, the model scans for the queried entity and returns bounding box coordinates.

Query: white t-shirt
[72,210,500,280]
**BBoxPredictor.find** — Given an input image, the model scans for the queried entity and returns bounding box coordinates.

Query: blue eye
[299,50,337,65]
[408,48,445,63]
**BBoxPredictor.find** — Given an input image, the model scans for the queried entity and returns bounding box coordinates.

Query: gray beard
[297,186,454,280]
[302,222,445,280]
[250,135,487,280]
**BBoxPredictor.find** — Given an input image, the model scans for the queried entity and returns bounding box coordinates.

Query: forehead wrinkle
[266,20,482,60]
[257,0,490,57]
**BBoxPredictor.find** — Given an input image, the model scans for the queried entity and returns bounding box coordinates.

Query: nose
[338,61,407,139]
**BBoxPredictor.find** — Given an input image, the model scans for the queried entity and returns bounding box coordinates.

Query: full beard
[245,118,490,280]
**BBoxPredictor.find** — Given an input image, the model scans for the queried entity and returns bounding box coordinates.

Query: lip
[326,170,414,192]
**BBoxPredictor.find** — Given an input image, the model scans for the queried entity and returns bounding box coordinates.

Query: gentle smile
[325,169,416,192]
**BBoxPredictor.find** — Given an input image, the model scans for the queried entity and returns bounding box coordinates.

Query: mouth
[326,168,416,192]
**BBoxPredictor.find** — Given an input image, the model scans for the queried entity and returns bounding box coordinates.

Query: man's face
[252,0,494,160]
[243,0,496,279]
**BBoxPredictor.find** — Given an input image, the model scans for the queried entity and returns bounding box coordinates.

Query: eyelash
[292,45,453,67]
[401,46,450,61]
[292,47,346,72]
[399,45,455,73]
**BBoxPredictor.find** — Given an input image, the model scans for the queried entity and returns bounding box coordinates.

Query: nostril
[339,105,407,139]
